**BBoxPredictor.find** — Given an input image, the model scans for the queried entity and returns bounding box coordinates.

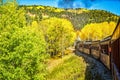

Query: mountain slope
[20,5,119,30]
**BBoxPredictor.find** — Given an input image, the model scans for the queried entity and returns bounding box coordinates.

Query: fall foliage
[39,17,76,57]
[80,22,117,41]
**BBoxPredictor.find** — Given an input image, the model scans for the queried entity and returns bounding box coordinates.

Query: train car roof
[100,35,111,43]
[91,40,100,44]
[111,17,120,42]
[111,18,120,36]
[84,41,92,44]
[92,40,100,42]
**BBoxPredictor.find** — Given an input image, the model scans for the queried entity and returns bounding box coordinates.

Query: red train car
[91,40,100,59]
[100,36,111,69]
[83,41,91,54]
[75,41,83,52]
[111,18,120,80]
[75,18,120,80]
[79,41,84,52]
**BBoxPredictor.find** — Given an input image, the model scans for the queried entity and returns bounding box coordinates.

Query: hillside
[20,5,119,30]
[0,1,119,80]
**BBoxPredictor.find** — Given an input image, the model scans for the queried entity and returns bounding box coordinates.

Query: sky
[17,0,120,15]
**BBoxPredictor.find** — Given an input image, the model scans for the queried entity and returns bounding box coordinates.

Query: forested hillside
[0,1,119,79]
[20,5,119,30]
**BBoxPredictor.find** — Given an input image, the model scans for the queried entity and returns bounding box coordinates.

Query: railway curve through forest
[74,18,120,80]
[75,50,112,80]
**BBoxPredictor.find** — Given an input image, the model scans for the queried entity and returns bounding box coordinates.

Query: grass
[46,54,88,80]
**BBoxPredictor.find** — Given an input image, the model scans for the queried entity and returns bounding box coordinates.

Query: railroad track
[75,50,112,80]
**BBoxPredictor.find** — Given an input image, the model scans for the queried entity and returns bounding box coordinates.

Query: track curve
[75,50,112,80]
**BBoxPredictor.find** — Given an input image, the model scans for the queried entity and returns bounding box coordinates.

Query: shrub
[0,26,48,80]
[0,2,48,80]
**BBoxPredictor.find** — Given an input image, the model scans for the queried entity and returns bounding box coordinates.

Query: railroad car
[111,18,120,80]
[76,41,84,52]
[75,18,120,80]
[75,41,81,50]
[90,40,100,59]
[100,36,111,69]
[75,41,83,52]
[83,41,91,54]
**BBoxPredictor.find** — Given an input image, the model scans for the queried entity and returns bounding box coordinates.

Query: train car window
[91,46,99,50]
[84,45,90,48]
[101,44,109,54]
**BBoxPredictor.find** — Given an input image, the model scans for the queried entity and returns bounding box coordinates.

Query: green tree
[0,2,48,80]
[0,0,3,5]
[40,17,75,57]
[0,2,26,32]
[0,26,48,80]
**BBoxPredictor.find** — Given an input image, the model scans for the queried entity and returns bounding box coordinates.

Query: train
[75,18,120,80]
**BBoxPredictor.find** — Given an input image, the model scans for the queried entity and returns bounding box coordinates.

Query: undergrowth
[46,54,88,80]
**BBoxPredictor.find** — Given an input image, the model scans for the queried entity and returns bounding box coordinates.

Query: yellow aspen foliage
[80,21,116,41]
[31,21,38,27]
[39,17,76,57]
[76,30,80,38]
